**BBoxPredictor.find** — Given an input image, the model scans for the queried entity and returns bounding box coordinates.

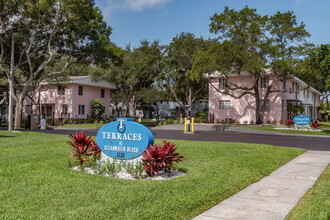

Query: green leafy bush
[195,111,208,123]
[91,99,105,121]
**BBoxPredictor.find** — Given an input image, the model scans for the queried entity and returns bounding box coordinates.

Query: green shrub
[91,99,105,121]
[195,111,208,123]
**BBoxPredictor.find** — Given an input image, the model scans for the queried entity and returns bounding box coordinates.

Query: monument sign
[96,118,154,163]
[293,114,311,126]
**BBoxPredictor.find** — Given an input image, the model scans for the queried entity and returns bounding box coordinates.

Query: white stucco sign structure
[96,118,154,164]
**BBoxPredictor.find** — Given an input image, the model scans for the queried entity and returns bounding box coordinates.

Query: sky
[94,0,330,48]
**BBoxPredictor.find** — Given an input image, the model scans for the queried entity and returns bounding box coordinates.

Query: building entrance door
[1,107,6,121]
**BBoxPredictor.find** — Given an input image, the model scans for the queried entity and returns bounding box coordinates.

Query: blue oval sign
[293,114,311,126]
[96,118,154,160]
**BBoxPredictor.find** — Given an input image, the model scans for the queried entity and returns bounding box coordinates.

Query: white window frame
[62,105,68,115]
[261,76,269,88]
[78,105,85,115]
[25,105,32,114]
[219,100,231,109]
[58,86,65,95]
[260,99,270,112]
[219,78,228,90]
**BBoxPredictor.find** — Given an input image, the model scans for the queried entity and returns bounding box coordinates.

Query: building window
[219,78,228,90]
[292,82,295,92]
[78,105,85,115]
[47,106,52,117]
[58,86,65,95]
[25,105,32,114]
[283,80,286,90]
[78,86,83,96]
[307,90,309,99]
[62,105,68,115]
[101,88,105,98]
[260,100,270,112]
[28,90,34,97]
[261,76,269,88]
[219,100,231,109]
[297,84,300,95]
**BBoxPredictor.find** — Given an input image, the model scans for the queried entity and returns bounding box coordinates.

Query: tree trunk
[115,104,119,119]
[254,81,263,125]
[8,80,14,131]
[132,97,137,121]
[14,97,22,131]
[256,111,264,125]
[8,32,15,131]
[155,102,159,123]
[125,89,130,117]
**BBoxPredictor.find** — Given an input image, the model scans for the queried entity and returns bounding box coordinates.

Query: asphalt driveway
[34,127,330,151]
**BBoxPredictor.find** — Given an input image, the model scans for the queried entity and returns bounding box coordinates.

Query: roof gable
[69,76,116,89]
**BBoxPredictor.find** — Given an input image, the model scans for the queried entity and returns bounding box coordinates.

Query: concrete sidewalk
[193,151,330,220]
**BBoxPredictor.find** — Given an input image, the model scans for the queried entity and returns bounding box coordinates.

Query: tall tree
[94,41,163,120]
[0,0,116,130]
[140,87,165,122]
[192,7,310,124]
[161,32,209,118]
[299,44,330,107]
[109,88,126,118]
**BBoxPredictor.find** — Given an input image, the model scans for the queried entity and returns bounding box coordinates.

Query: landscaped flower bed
[68,131,185,180]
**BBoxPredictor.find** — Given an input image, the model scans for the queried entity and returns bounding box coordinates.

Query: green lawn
[319,121,330,129]
[55,119,155,128]
[237,125,330,136]
[0,131,304,219]
[57,123,106,128]
[285,165,330,220]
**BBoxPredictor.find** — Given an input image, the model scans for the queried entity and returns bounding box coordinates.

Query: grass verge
[54,119,156,128]
[237,125,330,136]
[0,131,304,219]
[56,123,106,128]
[285,165,330,220]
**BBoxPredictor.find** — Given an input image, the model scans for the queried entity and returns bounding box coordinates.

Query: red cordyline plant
[141,141,185,177]
[310,120,319,130]
[286,119,294,127]
[67,131,101,165]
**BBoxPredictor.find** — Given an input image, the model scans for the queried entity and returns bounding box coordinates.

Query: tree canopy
[298,44,330,107]
[192,7,310,124]
[160,32,210,117]
[93,41,163,120]
[0,0,117,130]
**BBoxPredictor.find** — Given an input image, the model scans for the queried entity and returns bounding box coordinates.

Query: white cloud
[123,0,171,11]
[101,0,171,18]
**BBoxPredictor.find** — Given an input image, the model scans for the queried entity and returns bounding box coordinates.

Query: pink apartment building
[23,76,116,121]
[209,72,322,124]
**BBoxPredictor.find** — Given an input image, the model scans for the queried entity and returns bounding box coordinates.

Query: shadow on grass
[0,134,15,138]
[320,130,330,135]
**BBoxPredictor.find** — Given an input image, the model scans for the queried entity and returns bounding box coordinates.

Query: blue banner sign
[293,114,311,126]
[96,118,154,160]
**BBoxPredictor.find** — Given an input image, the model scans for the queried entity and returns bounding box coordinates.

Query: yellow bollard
[191,117,194,133]
[184,117,187,132]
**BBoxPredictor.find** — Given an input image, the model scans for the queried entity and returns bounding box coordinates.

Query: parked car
[151,118,166,123]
